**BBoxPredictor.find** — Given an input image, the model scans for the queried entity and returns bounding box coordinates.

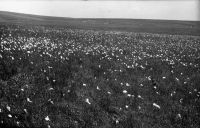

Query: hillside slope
[0,11,200,35]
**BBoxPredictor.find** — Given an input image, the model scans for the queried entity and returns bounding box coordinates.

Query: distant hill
[0,11,200,36]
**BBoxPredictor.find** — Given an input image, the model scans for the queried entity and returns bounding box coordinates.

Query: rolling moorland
[0,11,200,128]
[0,11,200,36]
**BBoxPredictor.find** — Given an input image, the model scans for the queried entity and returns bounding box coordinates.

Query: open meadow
[0,12,200,128]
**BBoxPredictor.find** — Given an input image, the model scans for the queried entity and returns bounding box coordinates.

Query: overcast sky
[0,0,199,21]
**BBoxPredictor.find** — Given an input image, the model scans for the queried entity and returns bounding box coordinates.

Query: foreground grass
[0,24,200,128]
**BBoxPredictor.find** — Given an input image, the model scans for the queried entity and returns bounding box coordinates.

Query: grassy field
[0,12,200,128]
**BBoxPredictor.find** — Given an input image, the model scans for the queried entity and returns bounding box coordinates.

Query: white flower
[116,120,119,124]
[85,98,91,104]
[123,90,127,94]
[27,98,33,103]
[16,121,20,125]
[127,94,131,97]
[96,86,100,90]
[138,95,143,99]
[153,103,160,109]
[177,114,181,118]
[126,83,130,87]
[107,91,111,94]
[48,99,54,104]
[45,116,50,121]
[6,105,11,111]
[48,87,54,90]
[147,76,151,80]
[24,109,28,113]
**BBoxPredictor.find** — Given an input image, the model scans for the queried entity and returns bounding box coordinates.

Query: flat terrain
[0,11,200,36]
[0,11,200,128]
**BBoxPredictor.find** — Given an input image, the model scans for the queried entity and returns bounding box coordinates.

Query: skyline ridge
[1,10,200,22]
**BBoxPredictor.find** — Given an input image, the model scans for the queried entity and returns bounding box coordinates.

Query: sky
[0,0,199,21]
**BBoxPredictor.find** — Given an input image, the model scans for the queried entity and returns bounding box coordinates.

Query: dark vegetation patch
[0,11,200,36]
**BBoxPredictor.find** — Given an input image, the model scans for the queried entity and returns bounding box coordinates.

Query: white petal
[45,116,50,121]
[85,98,91,104]
[27,98,33,103]
[123,90,127,94]
[153,103,161,109]
[6,105,11,111]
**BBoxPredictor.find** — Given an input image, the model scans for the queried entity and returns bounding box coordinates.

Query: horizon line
[1,10,200,22]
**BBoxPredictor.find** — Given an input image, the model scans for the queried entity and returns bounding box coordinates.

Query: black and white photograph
[0,0,200,128]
